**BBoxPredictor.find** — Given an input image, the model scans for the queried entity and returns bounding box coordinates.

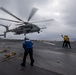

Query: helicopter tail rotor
[0,24,11,38]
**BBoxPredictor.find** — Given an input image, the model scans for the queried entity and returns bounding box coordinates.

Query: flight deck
[0,39,76,75]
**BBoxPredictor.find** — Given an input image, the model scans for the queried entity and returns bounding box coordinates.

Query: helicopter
[0,7,53,38]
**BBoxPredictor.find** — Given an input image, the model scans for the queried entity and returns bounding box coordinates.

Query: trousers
[22,48,34,65]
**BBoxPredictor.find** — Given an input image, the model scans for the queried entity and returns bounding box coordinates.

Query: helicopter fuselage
[7,23,40,35]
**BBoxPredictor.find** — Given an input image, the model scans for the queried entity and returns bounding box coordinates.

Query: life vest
[63,36,69,41]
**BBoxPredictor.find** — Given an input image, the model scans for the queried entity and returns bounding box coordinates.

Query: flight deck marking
[43,42,56,45]
[35,49,76,56]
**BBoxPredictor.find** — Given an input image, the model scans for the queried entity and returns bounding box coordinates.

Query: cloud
[0,0,76,40]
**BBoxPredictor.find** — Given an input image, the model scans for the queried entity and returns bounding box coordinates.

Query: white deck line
[43,42,56,45]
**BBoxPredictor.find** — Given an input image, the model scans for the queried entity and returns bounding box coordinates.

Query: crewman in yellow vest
[61,35,71,48]
[66,35,71,48]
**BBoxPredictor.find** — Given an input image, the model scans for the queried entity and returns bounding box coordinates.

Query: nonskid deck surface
[0,39,76,75]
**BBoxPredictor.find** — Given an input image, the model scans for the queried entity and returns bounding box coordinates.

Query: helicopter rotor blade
[28,7,38,22]
[0,18,21,23]
[30,19,54,23]
[15,23,25,26]
[0,7,24,22]
[15,19,54,25]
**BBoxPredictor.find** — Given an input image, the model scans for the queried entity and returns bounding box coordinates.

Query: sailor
[21,37,34,67]
[61,35,71,48]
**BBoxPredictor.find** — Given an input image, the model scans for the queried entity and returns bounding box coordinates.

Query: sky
[0,0,76,41]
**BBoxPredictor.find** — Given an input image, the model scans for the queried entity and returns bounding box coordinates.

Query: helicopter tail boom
[4,32,6,38]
